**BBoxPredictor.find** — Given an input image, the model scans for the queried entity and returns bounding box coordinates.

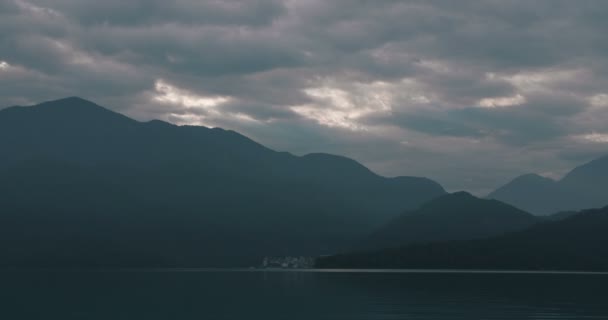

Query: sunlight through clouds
[292,81,394,131]
[589,94,608,108]
[580,133,608,143]
[499,69,587,93]
[290,79,433,131]
[153,79,232,110]
[14,0,61,17]
[151,79,264,127]
[478,94,526,108]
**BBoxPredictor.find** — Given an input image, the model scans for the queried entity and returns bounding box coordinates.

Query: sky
[1,0,608,194]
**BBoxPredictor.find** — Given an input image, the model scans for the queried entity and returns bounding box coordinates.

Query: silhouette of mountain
[363,192,538,250]
[559,155,608,208]
[0,97,446,267]
[545,210,578,221]
[316,206,608,271]
[488,156,608,215]
[487,174,567,215]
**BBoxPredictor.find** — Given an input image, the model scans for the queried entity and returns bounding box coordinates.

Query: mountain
[545,210,578,221]
[0,97,446,267]
[559,156,608,208]
[488,156,608,215]
[487,174,568,215]
[316,206,608,271]
[363,192,538,250]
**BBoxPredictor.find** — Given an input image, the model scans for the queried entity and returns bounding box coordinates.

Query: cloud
[578,133,608,144]
[153,80,232,110]
[2,0,608,193]
[478,94,526,108]
[30,0,286,27]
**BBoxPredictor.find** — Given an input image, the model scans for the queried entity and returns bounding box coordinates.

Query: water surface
[1,270,607,319]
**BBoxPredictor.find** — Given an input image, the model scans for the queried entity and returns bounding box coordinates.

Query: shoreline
[2,268,608,275]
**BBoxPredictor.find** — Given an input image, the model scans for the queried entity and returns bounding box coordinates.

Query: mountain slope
[487,174,568,215]
[0,97,446,267]
[488,156,608,215]
[364,192,538,250]
[316,206,608,271]
[559,155,608,209]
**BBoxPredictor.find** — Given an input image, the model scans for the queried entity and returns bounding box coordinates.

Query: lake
[1,270,607,319]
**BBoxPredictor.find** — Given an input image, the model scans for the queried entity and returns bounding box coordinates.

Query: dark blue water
[1,270,607,319]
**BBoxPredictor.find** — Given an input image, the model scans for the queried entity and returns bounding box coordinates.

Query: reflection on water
[0,270,607,319]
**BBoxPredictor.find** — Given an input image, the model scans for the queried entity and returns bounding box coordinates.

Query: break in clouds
[2,0,608,193]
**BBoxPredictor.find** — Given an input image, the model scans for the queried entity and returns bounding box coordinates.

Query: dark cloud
[2,0,608,193]
[29,0,287,27]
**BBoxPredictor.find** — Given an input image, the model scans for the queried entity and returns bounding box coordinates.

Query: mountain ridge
[488,156,608,215]
[361,191,538,251]
[0,97,446,267]
[317,205,608,271]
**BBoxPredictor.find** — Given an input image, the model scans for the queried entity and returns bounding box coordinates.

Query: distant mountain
[316,206,608,271]
[363,192,538,250]
[545,210,578,221]
[0,97,445,267]
[487,174,567,215]
[559,156,608,208]
[488,156,608,215]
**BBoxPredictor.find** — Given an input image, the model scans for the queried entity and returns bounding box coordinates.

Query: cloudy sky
[2,0,608,194]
